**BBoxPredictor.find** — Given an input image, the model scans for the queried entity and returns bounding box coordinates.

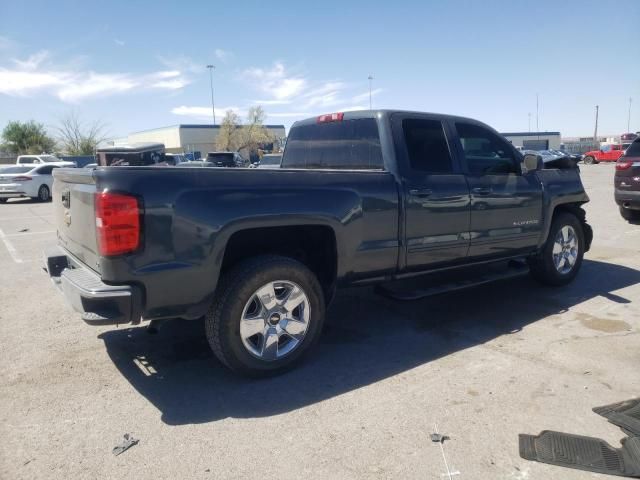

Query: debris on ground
[431,433,450,443]
[18,228,29,232]
[112,433,139,456]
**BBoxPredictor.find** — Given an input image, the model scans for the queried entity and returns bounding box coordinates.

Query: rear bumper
[44,246,142,325]
[615,189,640,210]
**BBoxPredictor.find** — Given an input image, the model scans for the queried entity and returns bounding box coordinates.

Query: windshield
[0,166,33,174]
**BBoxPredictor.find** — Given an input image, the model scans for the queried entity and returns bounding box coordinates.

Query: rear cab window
[282,118,383,170]
[625,139,640,158]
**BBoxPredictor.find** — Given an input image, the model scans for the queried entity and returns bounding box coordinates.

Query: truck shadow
[98,259,640,425]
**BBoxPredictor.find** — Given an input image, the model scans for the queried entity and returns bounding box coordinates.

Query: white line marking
[5,230,55,237]
[434,422,455,480]
[0,227,23,263]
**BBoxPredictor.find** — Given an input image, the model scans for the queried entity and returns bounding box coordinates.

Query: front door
[391,114,471,270]
[451,121,543,259]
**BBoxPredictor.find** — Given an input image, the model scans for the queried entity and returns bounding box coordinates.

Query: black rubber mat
[519,430,640,477]
[594,399,640,437]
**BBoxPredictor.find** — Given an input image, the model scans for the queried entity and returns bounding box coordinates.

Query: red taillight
[616,158,633,170]
[95,192,140,256]
[317,112,344,123]
[13,176,32,181]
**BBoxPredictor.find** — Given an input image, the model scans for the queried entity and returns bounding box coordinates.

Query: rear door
[391,113,471,270]
[451,121,543,259]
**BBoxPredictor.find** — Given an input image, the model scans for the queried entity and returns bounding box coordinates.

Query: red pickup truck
[583,143,632,164]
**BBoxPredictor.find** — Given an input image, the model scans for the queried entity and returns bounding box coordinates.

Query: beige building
[108,124,286,157]
[501,131,561,150]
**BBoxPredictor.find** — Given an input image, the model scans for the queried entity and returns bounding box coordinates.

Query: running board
[375,261,529,301]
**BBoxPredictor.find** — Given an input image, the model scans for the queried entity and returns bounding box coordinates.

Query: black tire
[619,206,640,222]
[0,199,7,204]
[583,155,597,165]
[37,185,50,202]
[205,255,325,377]
[528,212,584,286]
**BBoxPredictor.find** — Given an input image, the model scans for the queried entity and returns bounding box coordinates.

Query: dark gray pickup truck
[45,110,592,376]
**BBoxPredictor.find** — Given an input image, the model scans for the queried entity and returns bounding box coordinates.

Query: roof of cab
[291,109,487,127]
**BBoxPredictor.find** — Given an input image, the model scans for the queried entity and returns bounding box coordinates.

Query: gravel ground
[1,164,639,480]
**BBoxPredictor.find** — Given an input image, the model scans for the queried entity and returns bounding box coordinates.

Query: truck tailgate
[52,168,101,273]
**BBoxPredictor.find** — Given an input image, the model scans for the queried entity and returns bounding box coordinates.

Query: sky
[0,0,639,140]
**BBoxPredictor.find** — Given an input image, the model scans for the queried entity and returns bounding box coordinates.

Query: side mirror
[522,153,543,174]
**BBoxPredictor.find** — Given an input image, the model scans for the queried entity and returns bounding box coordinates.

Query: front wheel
[583,156,598,165]
[205,255,325,377]
[619,206,640,223]
[528,213,584,286]
[0,199,7,204]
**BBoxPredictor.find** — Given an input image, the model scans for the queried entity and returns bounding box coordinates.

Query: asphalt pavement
[1,163,639,479]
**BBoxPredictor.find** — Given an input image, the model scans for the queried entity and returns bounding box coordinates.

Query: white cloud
[251,99,292,106]
[242,62,307,100]
[114,39,125,47]
[334,105,368,112]
[267,112,312,118]
[157,54,201,74]
[0,52,191,102]
[12,50,49,70]
[351,88,383,103]
[171,105,247,120]
[215,49,232,62]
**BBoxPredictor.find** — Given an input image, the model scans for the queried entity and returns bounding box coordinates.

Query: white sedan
[0,164,59,203]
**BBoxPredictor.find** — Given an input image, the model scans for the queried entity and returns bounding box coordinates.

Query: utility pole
[368,75,374,110]
[628,97,632,133]
[206,64,216,125]
[594,105,599,149]
[528,112,531,132]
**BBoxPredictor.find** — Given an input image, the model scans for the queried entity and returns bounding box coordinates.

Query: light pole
[536,93,539,137]
[594,105,599,149]
[206,64,216,125]
[628,97,632,133]
[368,75,374,110]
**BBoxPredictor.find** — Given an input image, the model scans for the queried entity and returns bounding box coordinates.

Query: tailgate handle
[472,187,493,195]
[409,188,433,197]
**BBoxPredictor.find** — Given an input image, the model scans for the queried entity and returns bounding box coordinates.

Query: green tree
[56,112,107,155]
[1,120,56,154]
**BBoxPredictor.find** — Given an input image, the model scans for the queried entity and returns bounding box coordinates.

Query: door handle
[472,187,493,195]
[409,188,433,197]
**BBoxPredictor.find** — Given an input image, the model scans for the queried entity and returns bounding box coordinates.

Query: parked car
[45,110,592,376]
[175,161,217,168]
[165,153,187,165]
[256,153,282,169]
[0,164,60,202]
[16,154,75,167]
[206,151,248,167]
[614,137,640,222]
[583,143,632,164]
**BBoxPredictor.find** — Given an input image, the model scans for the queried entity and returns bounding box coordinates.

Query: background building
[500,131,561,150]
[105,124,286,158]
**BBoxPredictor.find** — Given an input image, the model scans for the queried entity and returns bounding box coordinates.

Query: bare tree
[216,110,241,151]
[215,107,274,159]
[57,112,107,155]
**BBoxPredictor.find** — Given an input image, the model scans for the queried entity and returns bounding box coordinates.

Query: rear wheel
[528,212,584,286]
[583,155,597,165]
[0,199,7,204]
[37,185,50,202]
[619,206,640,222]
[205,255,325,377]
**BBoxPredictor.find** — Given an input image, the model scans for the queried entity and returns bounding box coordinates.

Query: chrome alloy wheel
[239,280,311,361]
[552,225,578,274]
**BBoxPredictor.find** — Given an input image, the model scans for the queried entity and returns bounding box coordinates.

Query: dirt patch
[577,313,631,333]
